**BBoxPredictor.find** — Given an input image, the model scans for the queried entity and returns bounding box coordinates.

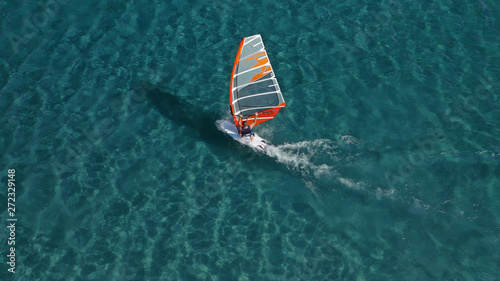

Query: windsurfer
[238,113,259,142]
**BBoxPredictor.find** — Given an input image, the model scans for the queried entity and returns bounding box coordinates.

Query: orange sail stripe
[247,52,270,82]
[245,52,266,62]
[251,67,272,82]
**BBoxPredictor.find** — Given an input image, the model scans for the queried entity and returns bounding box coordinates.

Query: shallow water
[1,0,499,280]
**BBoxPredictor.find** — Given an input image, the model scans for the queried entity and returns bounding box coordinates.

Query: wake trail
[264,139,341,192]
[216,119,366,193]
[260,134,373,194]
[265,139,336,176]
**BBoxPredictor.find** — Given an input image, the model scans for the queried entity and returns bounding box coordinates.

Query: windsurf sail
[230,34,286,128]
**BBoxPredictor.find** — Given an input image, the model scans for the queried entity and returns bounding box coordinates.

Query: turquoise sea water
[1,0,499,280]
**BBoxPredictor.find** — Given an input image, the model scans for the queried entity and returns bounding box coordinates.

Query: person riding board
[237,113,259,142]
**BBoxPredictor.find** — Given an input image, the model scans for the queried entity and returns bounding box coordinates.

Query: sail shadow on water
[144,87,288,179]
[144,88,361,193]
[145,88,225,147]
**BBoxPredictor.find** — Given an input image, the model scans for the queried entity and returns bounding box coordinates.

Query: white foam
[263,138,375,193]
[337,177,364,190]
[264,139,342,192]
[339,135,360,145]
[217,119,368,193]
[265,140,335,173]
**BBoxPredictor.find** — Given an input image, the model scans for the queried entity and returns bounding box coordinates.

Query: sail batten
[235,105,286,115]
[232,91,280,104]
[244,36,259,45]
[238,49,266,61]
[230,34,286,128]
[233,77,276,90]
[232,63,271,77]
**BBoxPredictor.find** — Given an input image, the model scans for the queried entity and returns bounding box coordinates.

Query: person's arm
[238,115,243,127]
[237,115,243,135]
[249,113,259,129]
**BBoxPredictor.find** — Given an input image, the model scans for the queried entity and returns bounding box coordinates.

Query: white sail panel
[230,35,286,127]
